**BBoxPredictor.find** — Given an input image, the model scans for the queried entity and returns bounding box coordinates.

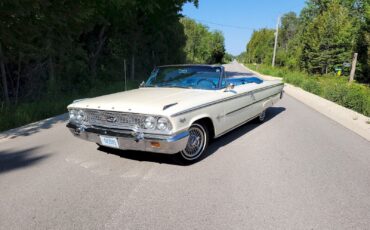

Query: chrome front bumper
[66,123,189,154]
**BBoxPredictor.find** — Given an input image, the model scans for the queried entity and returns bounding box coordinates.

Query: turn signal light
[150,142,161,148]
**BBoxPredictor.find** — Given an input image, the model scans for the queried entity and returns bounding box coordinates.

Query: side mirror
[139,81,145,87]
[224,83,235,92]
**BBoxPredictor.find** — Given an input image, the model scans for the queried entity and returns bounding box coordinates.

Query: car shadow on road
[98,145,180,165]
[98,107,286,166]
[202,107,286,161]
[0,147,50,174]
[0,114,68,140]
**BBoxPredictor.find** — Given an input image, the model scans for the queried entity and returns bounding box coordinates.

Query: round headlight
[144,116,156,129]
[76,110,85,122]
[157,117,169,130]
[69,109,77,120]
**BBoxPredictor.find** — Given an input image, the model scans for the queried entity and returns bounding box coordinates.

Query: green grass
[246,64,370,117]
[0,80,139,132]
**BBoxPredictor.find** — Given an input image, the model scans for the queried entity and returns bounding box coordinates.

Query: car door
[220,84,256,132]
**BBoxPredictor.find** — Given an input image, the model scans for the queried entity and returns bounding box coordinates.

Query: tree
[223,53,235,64]
[242,0,369,82]
[353,0,370,82]
[209,31,226,63]
[0,0,199,105]
[279,12,299,50]
[181,17,226,64]
[275,12,300,67]
[300,0,356,74]
[245,29,275,64]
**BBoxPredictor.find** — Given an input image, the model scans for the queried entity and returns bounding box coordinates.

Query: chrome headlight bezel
[144,116,156,130]
[157,117,170,131]
[69,109,86,124]
[69,109,77,121]
[141,116,172,132]
[76,109,86,123]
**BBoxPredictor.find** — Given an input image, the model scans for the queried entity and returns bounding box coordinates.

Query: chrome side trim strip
[166,131,190,142]
[225,92,281,116]
[214,114,259,138]
[171,83,283,117]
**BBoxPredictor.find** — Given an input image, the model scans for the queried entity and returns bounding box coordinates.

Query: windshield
[144,66,223,90]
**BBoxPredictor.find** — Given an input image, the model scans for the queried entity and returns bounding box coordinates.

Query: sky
[182,0,306,56]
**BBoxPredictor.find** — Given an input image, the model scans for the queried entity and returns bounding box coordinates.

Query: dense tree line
[0,0,198,105]
[241,0,370,83]
[244,29,275,64]
[181,17,226,64]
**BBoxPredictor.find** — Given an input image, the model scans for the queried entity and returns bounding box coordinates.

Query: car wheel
[180,123,209,162]
[257,110,266,123]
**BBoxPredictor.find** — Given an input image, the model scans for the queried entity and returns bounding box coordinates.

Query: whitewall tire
[180,123,209,162]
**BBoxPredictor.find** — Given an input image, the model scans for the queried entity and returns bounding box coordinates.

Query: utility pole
[349,53,358,83]
[272,16,280,67]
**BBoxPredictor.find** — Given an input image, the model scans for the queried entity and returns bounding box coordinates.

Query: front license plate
[99,136,119,148]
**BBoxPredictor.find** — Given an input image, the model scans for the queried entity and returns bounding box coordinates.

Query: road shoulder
[0,114,68,141]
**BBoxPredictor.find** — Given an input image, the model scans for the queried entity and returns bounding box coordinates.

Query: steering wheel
[196,79,217,88]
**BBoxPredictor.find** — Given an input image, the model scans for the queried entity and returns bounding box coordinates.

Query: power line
[192,18,256,31]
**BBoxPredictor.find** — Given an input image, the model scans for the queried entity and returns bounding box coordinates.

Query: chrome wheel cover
[181,124,207,160]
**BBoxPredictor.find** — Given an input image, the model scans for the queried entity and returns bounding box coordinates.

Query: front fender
[171,112,217,134]
[188,114,216,127]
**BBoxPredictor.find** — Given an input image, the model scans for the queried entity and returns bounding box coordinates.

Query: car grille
[84,110,145,129]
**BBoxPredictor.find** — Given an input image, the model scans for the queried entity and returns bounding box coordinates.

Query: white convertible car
[67,65,283,162]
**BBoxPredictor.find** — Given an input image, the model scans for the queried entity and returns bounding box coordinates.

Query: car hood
[68,87,218,116]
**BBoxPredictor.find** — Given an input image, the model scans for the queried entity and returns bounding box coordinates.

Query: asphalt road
[1,62,370,229]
